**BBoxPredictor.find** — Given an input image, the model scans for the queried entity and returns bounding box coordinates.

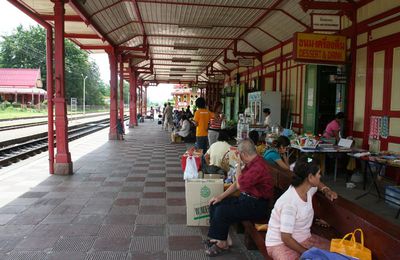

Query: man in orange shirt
[193,97,213,153]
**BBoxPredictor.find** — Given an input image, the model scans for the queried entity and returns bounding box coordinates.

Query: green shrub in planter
[12,102,21,108]
[1,101,11,108]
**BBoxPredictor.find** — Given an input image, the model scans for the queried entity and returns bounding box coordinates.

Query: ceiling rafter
[129,0,149,61]
[241,39,262,53]
[68,0,112,45]
[89,0,127,19]
[201,0,283,76]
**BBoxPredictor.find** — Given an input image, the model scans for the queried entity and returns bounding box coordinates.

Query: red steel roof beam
[105,21,134,35]
[80,45,111,50]
[64,33,100,39]
[278,9,310,30]
[118,33,234,46]
[233,40,261,61]
[256,27,282,43]
[150,44,224,50]
[241,39,262,53]
[118,46,147,52]
[147,34,235,41]
[299,0,353,12]
[40,14,83,22]
[69,0,112,45]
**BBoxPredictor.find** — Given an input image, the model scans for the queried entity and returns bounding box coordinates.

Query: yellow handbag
[330,229,371,260]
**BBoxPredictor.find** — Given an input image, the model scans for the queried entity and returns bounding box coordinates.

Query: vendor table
[349,154,400,218]
[291,145,352,182]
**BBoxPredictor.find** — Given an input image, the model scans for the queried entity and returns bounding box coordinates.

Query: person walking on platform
[204,139,274,257]
[161,103,167,129]
[208,101,225,147]
[192,97,212,153]
[164,102,173,131]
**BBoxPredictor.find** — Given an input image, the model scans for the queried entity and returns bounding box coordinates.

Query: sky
[0,0,173,103]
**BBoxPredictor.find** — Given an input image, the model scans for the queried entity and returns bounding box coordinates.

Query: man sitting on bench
[265,156,337,260]
[204,139,274,257]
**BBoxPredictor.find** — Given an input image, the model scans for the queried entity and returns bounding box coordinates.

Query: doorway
[316,66,339,135]
[303,65,346,135]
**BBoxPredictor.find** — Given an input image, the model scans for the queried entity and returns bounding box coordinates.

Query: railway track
[0,116,127,168]
[0,112,109,132]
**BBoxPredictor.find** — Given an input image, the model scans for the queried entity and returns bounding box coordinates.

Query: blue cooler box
[385,186,400,209]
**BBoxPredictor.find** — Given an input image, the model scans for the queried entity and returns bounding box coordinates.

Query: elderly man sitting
[204,139,274,257]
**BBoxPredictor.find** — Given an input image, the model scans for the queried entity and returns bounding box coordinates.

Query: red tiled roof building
[0,68,46,105]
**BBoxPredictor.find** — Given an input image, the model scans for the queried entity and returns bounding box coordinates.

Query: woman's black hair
[335,112,345,119]
[217,130,229,142]
[271,136,290,148]
[292,156,321,187]
[249,130,259,145]
[263,108,271,114]
[195,97,206,108]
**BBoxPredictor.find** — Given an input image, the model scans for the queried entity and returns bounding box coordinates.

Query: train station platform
[0,120,260,260]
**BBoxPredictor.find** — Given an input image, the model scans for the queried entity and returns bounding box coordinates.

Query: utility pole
[81,74,88,114]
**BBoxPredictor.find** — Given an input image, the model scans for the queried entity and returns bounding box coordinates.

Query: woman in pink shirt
[265,156,337,260]
[323,112,345,142]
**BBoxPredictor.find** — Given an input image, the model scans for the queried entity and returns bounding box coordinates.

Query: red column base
[109,132,119,140]
[129,124,135,128]
[54,162,73,175]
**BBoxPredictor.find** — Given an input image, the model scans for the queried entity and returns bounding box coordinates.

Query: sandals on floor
[205,243,229,257]
[202,239,217,249]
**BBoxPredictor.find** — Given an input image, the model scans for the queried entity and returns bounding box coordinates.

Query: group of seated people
[203,138,337,259]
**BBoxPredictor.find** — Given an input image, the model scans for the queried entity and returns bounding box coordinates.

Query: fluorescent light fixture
[172,58,192,63]
[173,45,199,51]
[170,68,187,72]
[368,12,400,27]
[178,24,213,29]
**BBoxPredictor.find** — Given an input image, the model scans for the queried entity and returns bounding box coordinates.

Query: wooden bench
[242,163,400,259]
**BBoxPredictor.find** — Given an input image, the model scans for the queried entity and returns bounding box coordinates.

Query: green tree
[0,25,106,105]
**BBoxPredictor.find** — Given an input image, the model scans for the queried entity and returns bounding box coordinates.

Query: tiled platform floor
[0,120,261,260]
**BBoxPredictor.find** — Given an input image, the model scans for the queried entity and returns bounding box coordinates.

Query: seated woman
[263,136,290,170]
[204,130,231,174]
[175,114,191,139]
[249,130,266,156]
[265,156,337,260]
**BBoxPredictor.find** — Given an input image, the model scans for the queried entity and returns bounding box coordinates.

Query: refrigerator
[247,91,281,126]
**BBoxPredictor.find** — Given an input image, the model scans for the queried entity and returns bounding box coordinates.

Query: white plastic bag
[221,120,226,129]
[183,156,199,180]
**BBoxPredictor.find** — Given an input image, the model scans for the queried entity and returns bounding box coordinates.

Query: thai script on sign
[294,33,347,63]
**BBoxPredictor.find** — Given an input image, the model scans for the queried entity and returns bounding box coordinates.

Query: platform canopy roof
[11,0,361,84]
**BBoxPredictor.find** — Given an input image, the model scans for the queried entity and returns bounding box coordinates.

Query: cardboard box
[185,179,224,226]
[171,133,182,143]
[203,174,223,179]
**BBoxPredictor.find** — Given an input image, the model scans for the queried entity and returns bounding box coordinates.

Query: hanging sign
[238,58,254,67]
[312,14,341,31]
[293,32,347,64]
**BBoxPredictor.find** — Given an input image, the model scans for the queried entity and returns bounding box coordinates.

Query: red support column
[108,47,119,140]
[53,0,72,175]
[119,56,124,127]
[144,85,147,116]
[129,66,138,127]
[139,85,143,116]
[46,27,55,174]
